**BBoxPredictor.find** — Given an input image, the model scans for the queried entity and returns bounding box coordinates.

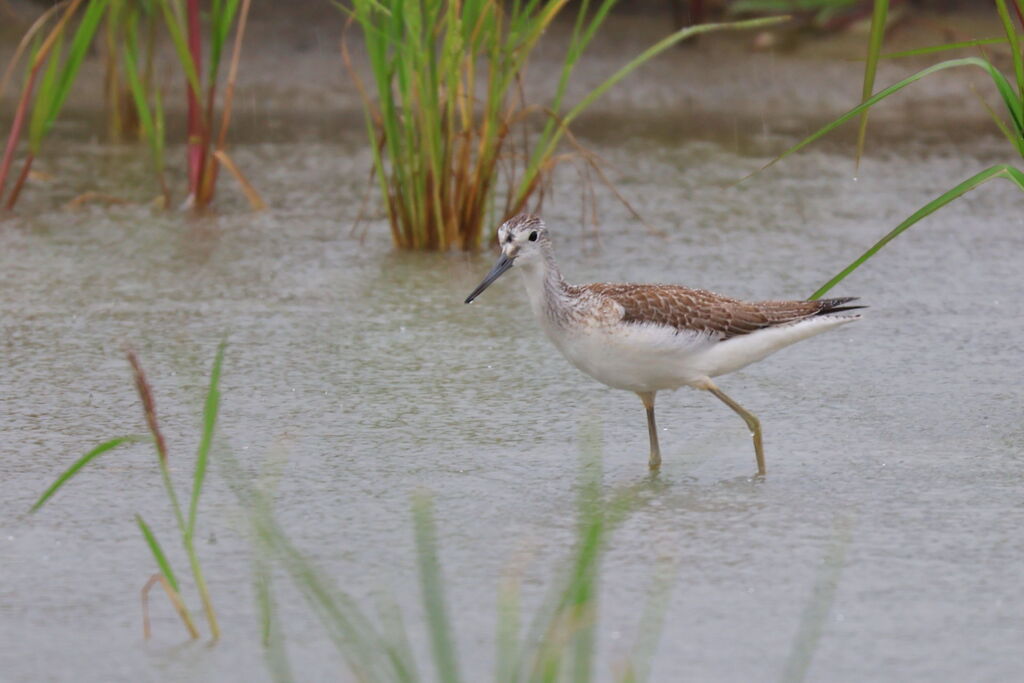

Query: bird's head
[464,214,549,303]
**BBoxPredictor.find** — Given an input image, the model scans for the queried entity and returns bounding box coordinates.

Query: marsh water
[3,6,1024,683]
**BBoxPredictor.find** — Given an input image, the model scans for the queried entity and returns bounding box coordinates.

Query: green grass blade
[264,514,396,679]
[373,593,419,683]
[220,441,401,680]
[977,55,1024,138]
[45,0,109,136]
[254,548,294,683]
[123,20,161,167]
[158,0,202,100]
[136,512,182,592]
[780,516,853,683]
[562,15,788,126]
[750,57,1001,180]
[28,33,62,153]
[855,0,889,169]
[995,0,1024,99]
[30,435,146,512]
[878,37,1006,60]
[208,0,241,88]
[617,562,675,683]
[569,522,601,683]
[154,87,166,175]
[520,0,615,190]
[188,341,225,539]
[518,15,788,204]
[181,343,226,641]
[412,494,462,683]
[524,501,605,682]
[972,85,1024,157]
[810,164,1024,299]
[495,569,522,683]
[517,429,607,682]
[567,428,604,683]
[28,0,109,152]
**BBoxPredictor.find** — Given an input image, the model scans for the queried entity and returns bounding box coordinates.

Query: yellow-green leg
[637,391,661,470]
[704,380,765,475]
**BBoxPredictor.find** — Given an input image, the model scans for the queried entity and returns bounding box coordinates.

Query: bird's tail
[814,297,866,315]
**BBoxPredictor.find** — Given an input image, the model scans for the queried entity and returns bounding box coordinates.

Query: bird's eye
[528,231,538,242]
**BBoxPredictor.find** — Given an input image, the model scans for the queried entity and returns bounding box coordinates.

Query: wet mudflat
[2,7,1024,682]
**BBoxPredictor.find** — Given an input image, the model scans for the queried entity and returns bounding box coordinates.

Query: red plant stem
[5,152,34,210]
[198,82,217,204]
[185,0,207,206]
[0,66,40,206]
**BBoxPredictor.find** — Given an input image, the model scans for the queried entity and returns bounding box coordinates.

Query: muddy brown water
[3,7,1024,683]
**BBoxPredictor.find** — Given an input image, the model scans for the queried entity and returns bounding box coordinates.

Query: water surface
[2,11,1024,681]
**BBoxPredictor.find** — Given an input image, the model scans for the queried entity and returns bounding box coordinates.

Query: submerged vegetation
[30,344,226,641]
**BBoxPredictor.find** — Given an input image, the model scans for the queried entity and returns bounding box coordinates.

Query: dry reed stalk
[204,0,255,208]
[64,191,130,209]
[212,149,265,210]
[141,573,200,640]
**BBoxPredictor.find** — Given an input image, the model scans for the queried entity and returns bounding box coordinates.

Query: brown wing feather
[581,283,859,339]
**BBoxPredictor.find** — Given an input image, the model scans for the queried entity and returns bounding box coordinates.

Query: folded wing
[581,283,864,340]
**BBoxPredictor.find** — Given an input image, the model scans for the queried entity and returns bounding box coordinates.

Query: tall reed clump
[229,427,672,682]
[752,0,1024,299]
[0,0,262,212]
[30,344,226,641]
[344,1,785,250]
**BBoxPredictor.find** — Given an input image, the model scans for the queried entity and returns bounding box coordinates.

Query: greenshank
[465,214,864,474]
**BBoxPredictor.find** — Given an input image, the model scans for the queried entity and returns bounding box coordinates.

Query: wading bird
[465,214,863,474]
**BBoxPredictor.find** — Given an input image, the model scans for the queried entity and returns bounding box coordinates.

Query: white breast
[543,320,714,392]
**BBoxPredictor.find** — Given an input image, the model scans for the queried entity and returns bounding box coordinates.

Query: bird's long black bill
[464,254,513,303]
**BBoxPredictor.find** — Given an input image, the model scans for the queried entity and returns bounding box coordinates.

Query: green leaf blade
[810,165,1024,299]
[187,341,225,539]
[855,0,889,168]
[30,435,146,512]
[878,37,1007,60]
[518,15,790,205]
[28,34,63,152]
[136,513,181,592]
[750,57,998,180]
[45,0,109,136]
[412,494,462,683]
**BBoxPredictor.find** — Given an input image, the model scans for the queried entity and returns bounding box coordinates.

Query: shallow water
[3,125,1023,682]
[4,7,1024,681]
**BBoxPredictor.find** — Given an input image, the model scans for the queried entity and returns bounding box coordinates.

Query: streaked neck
[517,247,570,324]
